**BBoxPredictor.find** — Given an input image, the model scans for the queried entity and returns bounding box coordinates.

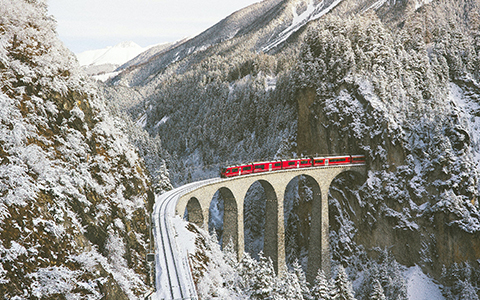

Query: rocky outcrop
[294,2,480,283]
[0,1,157,298]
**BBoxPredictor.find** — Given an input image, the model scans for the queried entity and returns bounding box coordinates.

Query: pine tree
[334,265,356,300]
[238,252,258,292]
[247,252,277,300]
[377,251,408,300]
[223,238,238,268]
[370,279,386,300]
[276,270,304,300]
[311,269,331,300]
[292,260,312,300]
[458,280,479,300]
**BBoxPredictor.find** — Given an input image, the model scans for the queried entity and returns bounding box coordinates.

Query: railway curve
[151,178,221,300]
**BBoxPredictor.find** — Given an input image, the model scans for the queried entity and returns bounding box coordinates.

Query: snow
[414,0,434,10]
[265,75,277,91]
[449,82,480,190]
[136,113,148,128]
[171,216,197,256]
[263,0,344,52]
[405,266,445,300]
[154,116,170,128]
[76,41,151,67]
[92,71,120,82]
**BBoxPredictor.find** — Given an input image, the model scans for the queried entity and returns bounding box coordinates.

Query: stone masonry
[176,164,366,282]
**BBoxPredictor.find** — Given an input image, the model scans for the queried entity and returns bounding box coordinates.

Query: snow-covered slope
[262,0,344,52]
[0,1,171,298]
[76,41,149,67]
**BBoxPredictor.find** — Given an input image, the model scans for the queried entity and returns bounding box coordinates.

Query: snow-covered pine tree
[223,238,238,268]
[238,252,277,299]
[311,269,332,300]
[329,278,339,300]
[334,265,356,300]
[370,279,386,300]
[377,251,408,300]
[458,280,479,300]
[292,259,312,300]
[276,269,304,300]
[249,253,277,299]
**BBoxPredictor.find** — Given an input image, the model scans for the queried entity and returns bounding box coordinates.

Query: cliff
[0,1,163,298]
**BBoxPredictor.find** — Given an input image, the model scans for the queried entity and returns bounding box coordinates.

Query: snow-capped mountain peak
[76,41,147,67]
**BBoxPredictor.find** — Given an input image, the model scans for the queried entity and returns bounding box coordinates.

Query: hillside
[0,1,170,298]
[103,0,480,298]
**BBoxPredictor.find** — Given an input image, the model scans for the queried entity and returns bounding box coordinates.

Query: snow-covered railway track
[152,178,221,300]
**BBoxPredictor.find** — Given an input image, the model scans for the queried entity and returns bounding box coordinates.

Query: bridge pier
[221,188,240,255]
[307,180,331,283]
[264,186,286,276]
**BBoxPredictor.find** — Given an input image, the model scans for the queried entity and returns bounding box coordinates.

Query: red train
[220,155,365,178]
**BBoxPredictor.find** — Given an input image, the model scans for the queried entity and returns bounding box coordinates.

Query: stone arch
[185,197,203,228]
[283,175,321,273]
[209,187,239,252]
[243,180,279,267]
[243,181,267,259]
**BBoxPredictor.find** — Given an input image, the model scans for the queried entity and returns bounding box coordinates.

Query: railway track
[152,179,221,300]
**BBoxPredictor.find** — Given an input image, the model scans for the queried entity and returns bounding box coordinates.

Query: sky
[47,0,262,54]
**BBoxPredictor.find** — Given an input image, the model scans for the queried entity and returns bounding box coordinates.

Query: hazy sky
[48,0,261,53]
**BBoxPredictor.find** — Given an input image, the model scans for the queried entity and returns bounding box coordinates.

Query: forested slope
[104,0,480,298]
[0,1,170,298]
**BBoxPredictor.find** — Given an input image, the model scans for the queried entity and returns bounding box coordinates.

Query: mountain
[0,1,170,298]
[76,41,165,80]
[76,41,148,67]
[117,39,185,71]
[103,0,480,298]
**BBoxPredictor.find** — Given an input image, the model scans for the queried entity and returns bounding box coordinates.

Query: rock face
[294,0,480,280]
[0,1,157,298]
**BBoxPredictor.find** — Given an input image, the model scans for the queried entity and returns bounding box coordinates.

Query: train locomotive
[220,155,366,178]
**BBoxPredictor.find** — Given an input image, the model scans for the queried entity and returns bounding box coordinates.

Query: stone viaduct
[175,164,366,282]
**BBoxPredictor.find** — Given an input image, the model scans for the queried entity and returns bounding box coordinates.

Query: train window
[274,163,281,167]
[288,161,296,166]
[226,169,230,173]
[232,168,238,172]
[301,160,309,164]
[315,159,324,164]
[243,166,252,171]
[255,165,264,169]
[330,158,346,163]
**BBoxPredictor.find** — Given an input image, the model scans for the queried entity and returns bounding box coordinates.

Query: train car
[281,158,313,170]
[282,159,300,170]
[253,161,282,174]
[271,161,283,171]
[220,166,240,178]
[299,158,313,168]
[240,164,254,175]
[312,157,326,167]
[326,155,351,165]
[253,162,269,173]
[220,164,253,178]
[351,155,366,164]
